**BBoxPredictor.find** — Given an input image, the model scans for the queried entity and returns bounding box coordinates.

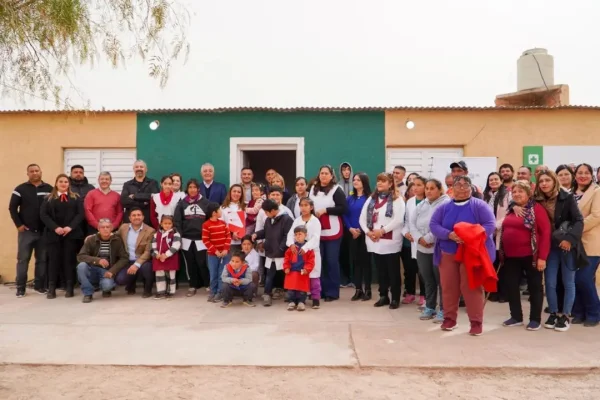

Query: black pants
[222,283,255,302]
[182,242,209,289]
[47,238,78,288]
[375,252,401,302]
[350,233,371,291]
[491,251,507,300]
[400,246,424,296]
[339,230,352,284]
[505,256,543,323]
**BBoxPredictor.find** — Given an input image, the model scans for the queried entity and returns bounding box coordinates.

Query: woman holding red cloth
[500,180,551,331]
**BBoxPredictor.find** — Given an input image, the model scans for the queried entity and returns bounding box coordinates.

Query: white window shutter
[386,148,464,178]
[64,149,136,193]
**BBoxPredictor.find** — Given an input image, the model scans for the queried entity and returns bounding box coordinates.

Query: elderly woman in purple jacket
[430,175,496,337]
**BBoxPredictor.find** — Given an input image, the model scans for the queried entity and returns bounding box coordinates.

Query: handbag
[551,221,572,244]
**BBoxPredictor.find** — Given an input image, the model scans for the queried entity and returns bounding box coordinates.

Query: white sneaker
[297,303,306,312]
[287,302,296,311]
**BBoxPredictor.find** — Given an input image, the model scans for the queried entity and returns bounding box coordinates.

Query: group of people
[9,158,600,335]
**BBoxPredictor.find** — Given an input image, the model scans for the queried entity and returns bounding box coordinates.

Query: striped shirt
[202,218,231,255]
[99,240,111,262]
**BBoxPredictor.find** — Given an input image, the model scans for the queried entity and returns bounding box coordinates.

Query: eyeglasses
[453,183,471,190]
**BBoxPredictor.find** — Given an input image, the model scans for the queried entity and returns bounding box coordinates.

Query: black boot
[351,289,364,301]
[374,296,390,307]
[65,281,74,298]
[362,290,372,301]
[46,285,56,299]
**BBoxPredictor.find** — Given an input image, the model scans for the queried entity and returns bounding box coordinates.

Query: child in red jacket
[284,225,315,311]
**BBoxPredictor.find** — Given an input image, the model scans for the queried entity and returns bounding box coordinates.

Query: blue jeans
[320,238,342,299]
[287,290,307,304]
[77,262,116,296]
[545,247,577,315]
[573,256,600,322]
[207,254,230,295]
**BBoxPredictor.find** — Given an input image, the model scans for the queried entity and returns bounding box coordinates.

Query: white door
[64,149,137,193]
[386,147,464,178]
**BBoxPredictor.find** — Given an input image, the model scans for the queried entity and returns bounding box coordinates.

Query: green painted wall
[137,111,385,187]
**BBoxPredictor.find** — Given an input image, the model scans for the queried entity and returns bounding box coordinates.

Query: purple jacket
[429,198,496,266]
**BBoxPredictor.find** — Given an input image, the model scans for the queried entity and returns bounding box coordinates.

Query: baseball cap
[450,160,468,171]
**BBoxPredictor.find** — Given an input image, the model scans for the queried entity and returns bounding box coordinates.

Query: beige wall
[0,112,136,283]
[385,109,600,168]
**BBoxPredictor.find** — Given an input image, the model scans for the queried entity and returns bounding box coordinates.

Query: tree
[0,0,189,107]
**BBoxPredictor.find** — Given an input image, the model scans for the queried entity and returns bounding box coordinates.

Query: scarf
[227,263,247,279]
[160,191,174,205]
[486,191,497,209]
[59,192,68,202]
[185,194,199,203]
[366,192,394,230]
[538,193,558,225]
[500,197,537,268]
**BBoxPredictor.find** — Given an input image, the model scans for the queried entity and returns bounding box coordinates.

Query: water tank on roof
[517,48,554,91]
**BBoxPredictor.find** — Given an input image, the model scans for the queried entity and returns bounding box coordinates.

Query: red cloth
[453,222,498,292]
[283,247,315,292]
[226,263,247,279]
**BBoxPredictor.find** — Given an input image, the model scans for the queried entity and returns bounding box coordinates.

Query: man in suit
[114,207,156,298]
[200,163,227,204]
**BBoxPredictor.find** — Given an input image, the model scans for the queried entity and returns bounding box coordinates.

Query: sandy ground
[0,365,597,400]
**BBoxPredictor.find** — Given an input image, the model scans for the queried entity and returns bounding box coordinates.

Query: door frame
[229,137,305,187]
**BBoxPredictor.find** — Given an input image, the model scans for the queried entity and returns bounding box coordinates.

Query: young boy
[220,251,256,307]
[284,225,315,311]
[241,235,260,297]
[252,199,293,307]
[202,202,231,303]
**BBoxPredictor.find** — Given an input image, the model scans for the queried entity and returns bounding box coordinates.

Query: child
[241,235,260,297]
[286,197,322,309]
[252,199,293,307]
[202,202,232,303]
[284,225,316,311]
[152,215,182,300]
[245,183,265,235]
[220,251,256,307]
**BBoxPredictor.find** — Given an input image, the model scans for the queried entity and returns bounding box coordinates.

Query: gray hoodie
[409,194,450,254]
[339,162,353,195]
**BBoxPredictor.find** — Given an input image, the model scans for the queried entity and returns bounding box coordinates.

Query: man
[393,165,407,196]
[535,165,549,178]
[240,167,254,203]
[517,166,536,191]
[449,161,482,199]
[84,172,123,234]
[498,163,515,190]
[9,164,53,297]
[115,207,155,298]
[121,160,159,225]
[200,163,227,204]
[69,164,95,199]
[76,219,129,303]
[339,162,353,195]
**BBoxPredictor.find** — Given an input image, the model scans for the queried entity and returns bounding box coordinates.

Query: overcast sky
[1,0,598,110]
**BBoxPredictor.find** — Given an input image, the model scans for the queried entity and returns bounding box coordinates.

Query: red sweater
[84,189,123,229]
[202,219,231,255]
[501,203,551,261]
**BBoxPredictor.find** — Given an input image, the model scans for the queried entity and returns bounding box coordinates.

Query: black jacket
[174,196,211,241]
[40,195,85,243]
[255,213,293,259]
[120,177,160,224]
[550,190,587,268]
[69,177,95,199]
[9,181,53,232]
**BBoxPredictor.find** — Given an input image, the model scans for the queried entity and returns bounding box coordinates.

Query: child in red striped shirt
[202,202,232,303]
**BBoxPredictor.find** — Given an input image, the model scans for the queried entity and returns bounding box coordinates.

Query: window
[386,147,464,177]
[64,149,137,193]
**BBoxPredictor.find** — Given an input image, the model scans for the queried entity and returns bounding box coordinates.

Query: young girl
[221,184,247,253]
[152,215,182,300]
[150,175,186,230]
[241,235,260,297]
[245,183,265,235]
[286,197,322,309]
[286,177,309,218]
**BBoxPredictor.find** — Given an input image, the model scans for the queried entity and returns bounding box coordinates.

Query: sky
[1,0,598,110]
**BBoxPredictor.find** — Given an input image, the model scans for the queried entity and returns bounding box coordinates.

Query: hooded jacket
[409,194,450,254]
[338,162,354,196]
[174,195,211,241]
[254,211,293,259]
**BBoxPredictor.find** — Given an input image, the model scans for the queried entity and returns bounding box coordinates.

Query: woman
[500,181,551,331]
[359,173,405,309]
[483,172,512,303]
[171,173,183,193]
[309,165,348,301]
[343,172,372,301]
[174,179,211,297]
[269,173,291,205]
[556,165,575,192]
[221,184,247,253]
[409,179,449,322]
[430,175,496,336]
[150,175,186,230]
[571,164,600,327]
[265,169,277,186]
[40,174,85,299]
[534,170,584,332]
[286,177,309,218]
[401,176,426,306]
[406,173,419,186]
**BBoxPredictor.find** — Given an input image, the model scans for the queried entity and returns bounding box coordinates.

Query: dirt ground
[0,365,597,400]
